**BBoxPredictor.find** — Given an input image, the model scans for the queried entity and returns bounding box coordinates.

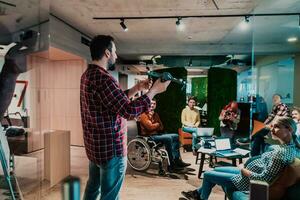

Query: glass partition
[0,0,49,199]
[251,1,300,122]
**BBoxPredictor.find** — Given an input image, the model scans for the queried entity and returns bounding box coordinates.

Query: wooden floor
[2,146,230,200]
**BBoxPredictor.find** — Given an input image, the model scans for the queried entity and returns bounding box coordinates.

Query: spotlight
[245,16,250,23]
[287,37,298,42]
[176,17,185,31]
[176,17,181,26]
[120,19,128,31]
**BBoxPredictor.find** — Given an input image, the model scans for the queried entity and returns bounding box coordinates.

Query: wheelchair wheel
[127,138,151,171]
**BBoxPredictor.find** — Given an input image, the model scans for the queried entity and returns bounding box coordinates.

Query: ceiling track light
[120,19,128,31]
[245,15,250,23]
[176,17,181,26]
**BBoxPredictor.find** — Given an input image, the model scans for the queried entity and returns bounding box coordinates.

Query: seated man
[181,116,300,200]
[181,96,201,155]
[251,94,289,156]
[139,99,190,172]
[291,107,300,137]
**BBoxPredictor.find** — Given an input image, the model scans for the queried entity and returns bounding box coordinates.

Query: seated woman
[181,116,300,200]
[181,96,201,155]
[139,99,190,172]
[219,101,241,145]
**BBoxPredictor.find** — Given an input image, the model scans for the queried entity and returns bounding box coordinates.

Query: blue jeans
[182,127,199,150]
[83,156,127,200]
[150,133,180,162]
[197,167,239,200]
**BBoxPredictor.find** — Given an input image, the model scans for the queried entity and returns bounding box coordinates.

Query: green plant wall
[191,77,208,108]
[207,68,237,136]
[154,67,187,133]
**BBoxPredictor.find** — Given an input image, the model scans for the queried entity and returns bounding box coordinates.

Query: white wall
[257,57,294,112]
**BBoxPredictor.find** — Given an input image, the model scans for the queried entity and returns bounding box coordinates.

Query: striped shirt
[232,144,299,191]
[80,64,151,165]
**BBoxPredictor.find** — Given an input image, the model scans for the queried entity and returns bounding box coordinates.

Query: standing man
[80,35,170,200]
[181,96,201,155]
[251,94,289,156]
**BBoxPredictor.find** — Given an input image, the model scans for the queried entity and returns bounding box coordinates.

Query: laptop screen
[197,128,214,137]
[215,138,231,151]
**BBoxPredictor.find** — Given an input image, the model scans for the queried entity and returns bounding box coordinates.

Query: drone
[147,71,186,91]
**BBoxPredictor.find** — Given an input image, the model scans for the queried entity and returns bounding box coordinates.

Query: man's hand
[146,79,171,99]
[137,79,152,92]
[241,168,252,177]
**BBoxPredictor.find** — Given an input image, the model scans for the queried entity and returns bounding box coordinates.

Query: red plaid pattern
[80,64,151,165]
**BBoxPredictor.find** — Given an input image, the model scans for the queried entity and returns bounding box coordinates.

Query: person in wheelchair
[139,99,190,172]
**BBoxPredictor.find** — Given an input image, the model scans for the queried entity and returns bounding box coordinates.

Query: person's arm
[276,104,289,117]
[264,105,276,125]
[248,150,287,183]
[194,110,201,127]
[126,79,152,99]
[181,109,191,127]
[98,75,169,120]
[139,113,160,132]
[219,109,226,121]
[155,113,164,131]
[232,110,241,124]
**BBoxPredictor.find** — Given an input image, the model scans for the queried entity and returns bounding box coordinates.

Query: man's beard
[108,57,116,71]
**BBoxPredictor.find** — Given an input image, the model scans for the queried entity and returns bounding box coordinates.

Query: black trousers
[250,128,270,156]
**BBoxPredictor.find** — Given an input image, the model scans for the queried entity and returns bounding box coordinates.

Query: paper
[197,147,216,154]
[234,148,250,156]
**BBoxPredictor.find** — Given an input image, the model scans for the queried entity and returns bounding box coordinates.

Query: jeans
[251,128,269,156]
[182,127,199,150]
[197,167,239,200]
[150,133,180,162]
[83,156,127,200]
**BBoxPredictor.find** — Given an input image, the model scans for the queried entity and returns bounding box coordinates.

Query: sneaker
[175,159,191,167]
[181,190,201,200]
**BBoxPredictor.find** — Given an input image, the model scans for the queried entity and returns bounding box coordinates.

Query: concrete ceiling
[49,0,300,57]
[1,0,300,58]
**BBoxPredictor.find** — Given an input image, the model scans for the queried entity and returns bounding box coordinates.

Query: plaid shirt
[264,103,290,125]
[80,64,151,165]
[232,144,299,191]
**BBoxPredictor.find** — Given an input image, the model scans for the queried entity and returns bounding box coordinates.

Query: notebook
[215,138,240,157]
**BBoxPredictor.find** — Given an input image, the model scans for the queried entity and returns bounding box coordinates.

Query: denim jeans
[150,133,180,162]
[182,126,199,150]
[197,167,239,200]
[83,156,127,200]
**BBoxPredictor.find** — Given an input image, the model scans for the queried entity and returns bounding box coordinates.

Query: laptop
[197,128,214,137]
[215,138,240,157]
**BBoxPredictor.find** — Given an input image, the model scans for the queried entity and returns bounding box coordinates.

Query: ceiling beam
[93,12,300,20]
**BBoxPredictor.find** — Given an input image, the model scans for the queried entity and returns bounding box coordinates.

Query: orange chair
[178,128,192,151]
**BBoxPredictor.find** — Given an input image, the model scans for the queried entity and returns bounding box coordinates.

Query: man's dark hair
[90,35,114,61]
[188,96,197,103]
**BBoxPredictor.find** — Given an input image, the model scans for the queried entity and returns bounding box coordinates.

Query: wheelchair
[127,122,170,175]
